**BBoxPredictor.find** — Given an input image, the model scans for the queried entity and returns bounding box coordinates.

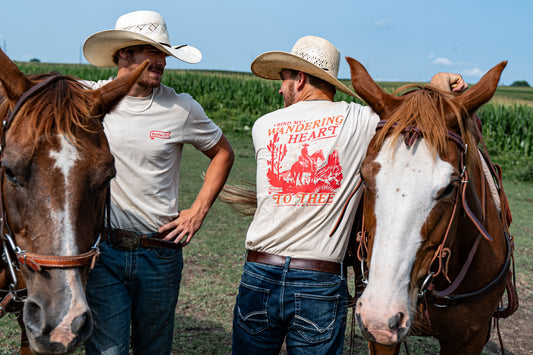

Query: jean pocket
[236,281,270,335]
[151,247,182,260]
[293,293,340,344]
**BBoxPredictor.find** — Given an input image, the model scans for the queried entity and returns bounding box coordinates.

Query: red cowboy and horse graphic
[266,133,343,194]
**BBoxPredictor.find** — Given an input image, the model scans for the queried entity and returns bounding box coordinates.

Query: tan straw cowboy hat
[83,10,202,67]
[251,35,358,98]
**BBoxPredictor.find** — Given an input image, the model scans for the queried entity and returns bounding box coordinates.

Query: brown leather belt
[103,229,182,251]
[246,250,341,275]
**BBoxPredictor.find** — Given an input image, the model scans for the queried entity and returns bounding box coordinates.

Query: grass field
[0,63,532,353]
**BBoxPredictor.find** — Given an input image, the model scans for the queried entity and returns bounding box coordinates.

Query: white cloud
[432,57,454,66]
[372,20,389,27]
[462,67,484,78]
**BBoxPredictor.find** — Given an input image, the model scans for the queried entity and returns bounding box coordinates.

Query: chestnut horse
[346,57,516,354]
[0,49,147,354]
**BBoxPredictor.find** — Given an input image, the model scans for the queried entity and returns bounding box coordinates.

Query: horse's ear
[0,48,33,101]
[454,61,507,114]
[345,56,402,118]
[90,60,149,119]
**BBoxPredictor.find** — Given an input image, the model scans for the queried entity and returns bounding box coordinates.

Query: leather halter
[356,120,515,310]
[0,74,101,312]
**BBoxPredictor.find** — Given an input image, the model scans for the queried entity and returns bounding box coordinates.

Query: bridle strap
[428,234,512,307]
[329,179,362,237]
[16,247,100,272]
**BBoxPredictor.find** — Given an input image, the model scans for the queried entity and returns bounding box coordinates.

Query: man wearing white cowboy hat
[81,10,234,355]
[231,35,467,354]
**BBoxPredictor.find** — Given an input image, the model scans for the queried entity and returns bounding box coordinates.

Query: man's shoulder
[80,78,114,89]
[156,84,194,102]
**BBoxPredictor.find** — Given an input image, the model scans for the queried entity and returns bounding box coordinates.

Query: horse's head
[0,49,147,354]
[346,57,506,346]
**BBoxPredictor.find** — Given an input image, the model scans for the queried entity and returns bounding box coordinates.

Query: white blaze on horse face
[49,135,79,254]
[48,136,89,346]
[360,137,453,330]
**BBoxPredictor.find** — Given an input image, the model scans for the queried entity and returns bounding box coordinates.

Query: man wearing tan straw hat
[231,35,467,354]
[81,10,234,355]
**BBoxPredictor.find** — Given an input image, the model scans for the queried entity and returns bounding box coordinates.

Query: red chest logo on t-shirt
[149,130,171,140]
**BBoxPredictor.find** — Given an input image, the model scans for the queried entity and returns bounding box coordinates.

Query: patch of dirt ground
[484,275,533,354]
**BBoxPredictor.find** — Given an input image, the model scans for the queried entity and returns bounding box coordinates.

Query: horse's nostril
[71,310,93,342]
[388,312,404,330]
[24,300,45,336]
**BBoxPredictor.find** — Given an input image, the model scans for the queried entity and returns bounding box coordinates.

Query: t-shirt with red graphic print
[83,80,222,233]
[246,100,379,262]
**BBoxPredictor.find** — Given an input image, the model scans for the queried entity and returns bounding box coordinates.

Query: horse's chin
[28,335,87,355]
[356,311,410,346]
[362,327,409,346]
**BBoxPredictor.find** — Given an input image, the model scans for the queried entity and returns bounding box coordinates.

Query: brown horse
[0,49,147,354]
[346,57,516,354]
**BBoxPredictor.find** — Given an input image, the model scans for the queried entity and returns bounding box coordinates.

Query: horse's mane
[372,84,479,165]
[0,73,98,151]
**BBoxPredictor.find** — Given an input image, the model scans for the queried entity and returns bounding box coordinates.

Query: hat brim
[251,51,359,99]
[83,30,202,67]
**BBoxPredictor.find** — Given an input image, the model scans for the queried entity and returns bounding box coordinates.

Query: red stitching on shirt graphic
[149,130,171,140]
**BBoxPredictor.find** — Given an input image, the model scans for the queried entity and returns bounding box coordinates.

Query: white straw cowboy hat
[251,35,358,98]
[83,10,202,67]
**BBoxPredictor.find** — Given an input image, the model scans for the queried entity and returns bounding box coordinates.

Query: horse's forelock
[6,74,98,152]
[372,86,478,165]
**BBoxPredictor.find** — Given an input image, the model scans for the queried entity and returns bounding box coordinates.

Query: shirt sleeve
[182,96,223,151]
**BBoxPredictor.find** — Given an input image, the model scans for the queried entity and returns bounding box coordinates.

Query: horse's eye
[437,181,458,199]
[3,166,20,185]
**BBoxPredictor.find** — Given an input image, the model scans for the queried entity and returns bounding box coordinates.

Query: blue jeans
[84,240,183,355]
[232,256,348,355]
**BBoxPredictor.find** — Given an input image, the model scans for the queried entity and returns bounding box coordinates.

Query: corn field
[479,104,532,157]
[16,62,533,180]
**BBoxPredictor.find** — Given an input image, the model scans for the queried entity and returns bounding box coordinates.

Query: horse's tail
[219,183,257,216]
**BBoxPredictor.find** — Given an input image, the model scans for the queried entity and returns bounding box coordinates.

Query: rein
[0,74,102,315]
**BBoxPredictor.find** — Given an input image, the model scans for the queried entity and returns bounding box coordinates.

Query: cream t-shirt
[84,80,222,233]
[246,100,379,262]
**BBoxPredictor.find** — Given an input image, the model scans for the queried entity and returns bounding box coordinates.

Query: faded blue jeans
[84,240,183,355]
[232,256,349,355]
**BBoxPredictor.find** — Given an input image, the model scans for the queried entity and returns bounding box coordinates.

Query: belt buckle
[109,232,141,251]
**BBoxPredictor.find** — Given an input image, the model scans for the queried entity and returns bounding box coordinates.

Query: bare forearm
[191,138,234,217]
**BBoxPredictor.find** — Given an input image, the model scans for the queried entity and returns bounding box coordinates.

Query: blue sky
[1,0,531,86]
